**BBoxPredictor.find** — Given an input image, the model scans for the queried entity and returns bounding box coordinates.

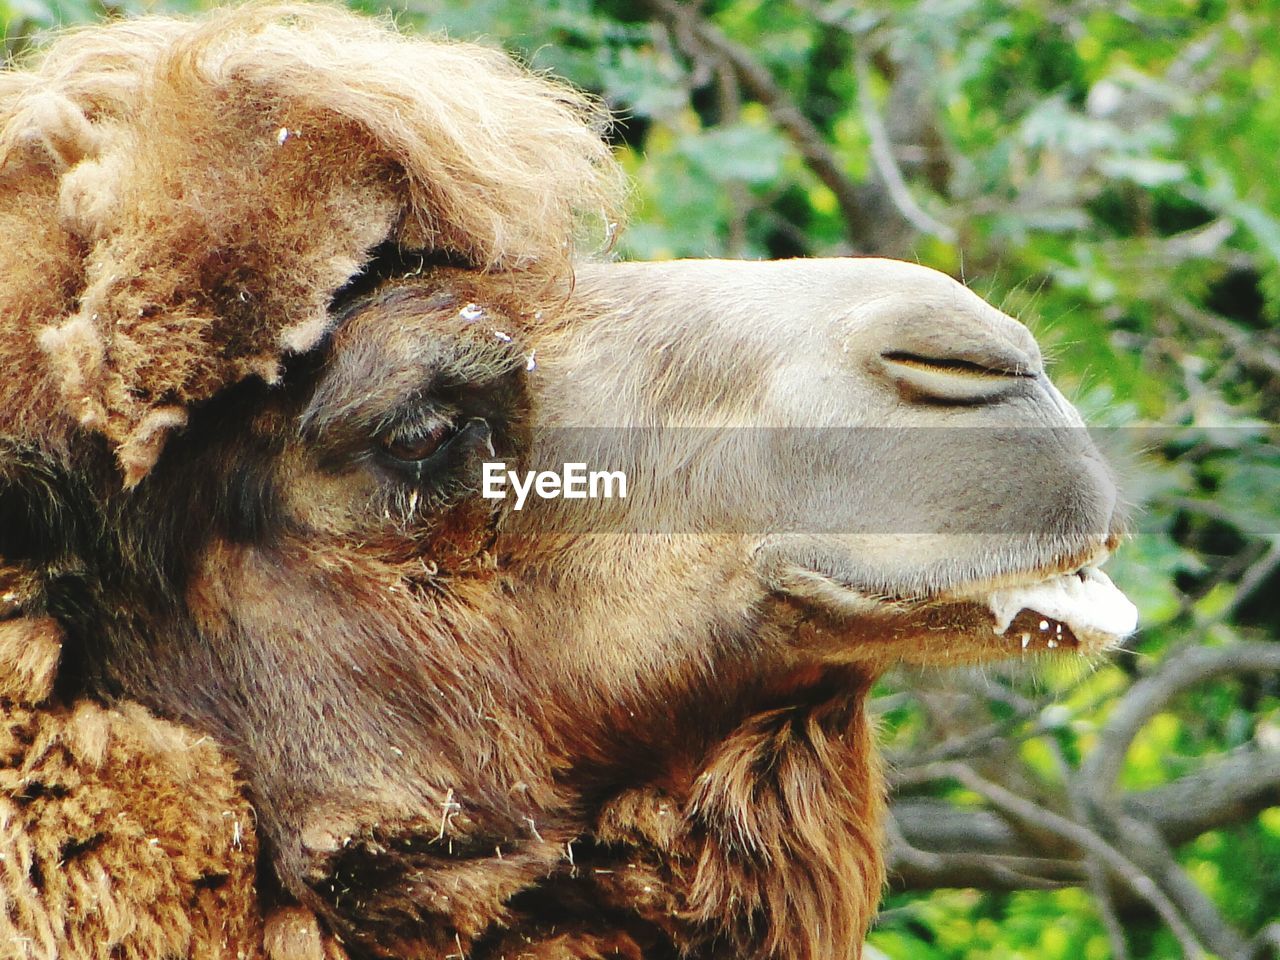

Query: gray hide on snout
[515,257,1120,598]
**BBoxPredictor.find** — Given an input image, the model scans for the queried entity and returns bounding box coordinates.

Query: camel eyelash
[375,405,459,452]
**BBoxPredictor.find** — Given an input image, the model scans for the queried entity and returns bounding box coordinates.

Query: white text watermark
[482,462,627,510]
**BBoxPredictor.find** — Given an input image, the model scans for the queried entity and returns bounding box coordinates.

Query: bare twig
[1071,644,1280,958]
[713,60,750,257]
[1050,737,1131,960]
[1102,809,1248,959]
[1169,298,1280,382]
[891,744,1280,875]
[853,51,956,244]
[885,812,1082,891]
[642,0,882,249]
[1082,643,1280,808]
[903,761,1209,958]
[1222,538,1280,621]
[887,677,1111,771]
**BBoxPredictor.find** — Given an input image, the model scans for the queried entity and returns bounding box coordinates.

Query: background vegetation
[5,1,1279,957]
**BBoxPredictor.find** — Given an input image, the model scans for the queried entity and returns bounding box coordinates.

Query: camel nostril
[880,350,1035,403]
[866,299,1045,405]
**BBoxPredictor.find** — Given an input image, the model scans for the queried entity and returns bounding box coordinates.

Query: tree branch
[641,0,884,250]
[901,762,1210,958]
[1096,809,1248,959]
[853,51,956,245]
[885,812,1083,891]
[1130,745,1280,845]
[889,746,1280,883]
[1081,643,1280,812]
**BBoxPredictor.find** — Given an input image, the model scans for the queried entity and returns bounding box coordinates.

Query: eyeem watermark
[482,462,628,511]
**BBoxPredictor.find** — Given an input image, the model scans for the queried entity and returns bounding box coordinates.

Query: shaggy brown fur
[0,611,263,958]
[0,2,619,484]
[1,6,1128,960]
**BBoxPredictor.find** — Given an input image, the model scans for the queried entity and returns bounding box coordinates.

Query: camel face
[192,256,1131,957]
[97,255,1133,956]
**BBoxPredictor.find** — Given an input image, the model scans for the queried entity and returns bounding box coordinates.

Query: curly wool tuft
[0,2,623,485]
[0,617,269,959]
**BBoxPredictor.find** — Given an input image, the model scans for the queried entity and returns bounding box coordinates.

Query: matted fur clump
[0,1,621,485]
[0,613,266,959]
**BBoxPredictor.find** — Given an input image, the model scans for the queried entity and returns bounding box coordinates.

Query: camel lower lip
[774,554,1135,655]
[981,564,1138,650]
[1000,608,1082,652]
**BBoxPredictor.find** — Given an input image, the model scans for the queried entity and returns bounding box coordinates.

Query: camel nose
[873,306,1043,404]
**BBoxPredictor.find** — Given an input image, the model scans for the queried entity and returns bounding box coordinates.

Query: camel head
[0,6,1135,959]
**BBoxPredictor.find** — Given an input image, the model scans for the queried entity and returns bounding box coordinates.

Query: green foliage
[2,0,207,59]
[4,0,1278,956]
[877,888,1115,960]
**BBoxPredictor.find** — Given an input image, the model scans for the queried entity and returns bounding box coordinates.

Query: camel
[0,5,1136,959]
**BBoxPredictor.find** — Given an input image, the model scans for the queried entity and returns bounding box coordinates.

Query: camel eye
[378,420,456,463]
